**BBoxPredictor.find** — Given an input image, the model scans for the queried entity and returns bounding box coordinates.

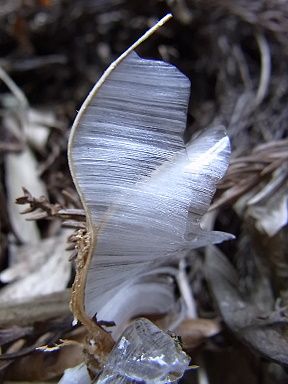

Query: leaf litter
[0,1,287,383]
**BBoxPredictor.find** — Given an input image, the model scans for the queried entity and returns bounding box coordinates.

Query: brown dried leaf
[5,327,86,381]
[175,318,221,350]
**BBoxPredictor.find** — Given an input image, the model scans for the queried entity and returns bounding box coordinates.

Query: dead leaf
[0,231,72,303]
[4,327,85,381]
[206,246,288,365]
[175,318,221,350]
[247,166,288,236]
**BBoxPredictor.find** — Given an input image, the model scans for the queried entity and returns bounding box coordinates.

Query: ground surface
[0,1,287,383]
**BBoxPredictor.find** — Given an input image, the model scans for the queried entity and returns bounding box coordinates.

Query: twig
[16,188,86,222]
[255,32,271,105]
[177,259,197,319]
[0,66,28,109]
[0,290,70,327]
[0,65,29,138]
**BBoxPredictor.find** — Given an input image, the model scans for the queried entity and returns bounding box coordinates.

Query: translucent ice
[96,318,190,384]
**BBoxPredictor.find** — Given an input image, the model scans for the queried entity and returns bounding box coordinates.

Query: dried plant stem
[0,66,28,108]
[0,65,29,136]
[70,229,114,369]
[177,259,197,318]
[255,32,271,105]
[0,290,70,327]
[68,14,173,369]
